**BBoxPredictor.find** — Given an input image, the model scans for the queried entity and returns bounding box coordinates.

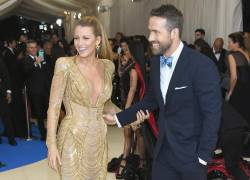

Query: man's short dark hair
[26,39,37,46]
[195,28,205,35]
[150,4,184,37]
[6,37,16,46]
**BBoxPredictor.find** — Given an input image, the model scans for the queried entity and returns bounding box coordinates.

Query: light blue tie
[160,55,173,68]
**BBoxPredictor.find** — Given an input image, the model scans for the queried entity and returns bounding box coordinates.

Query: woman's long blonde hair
[75,16,113,60]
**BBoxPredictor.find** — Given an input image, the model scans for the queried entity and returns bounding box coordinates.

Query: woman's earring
[96,44,100,58]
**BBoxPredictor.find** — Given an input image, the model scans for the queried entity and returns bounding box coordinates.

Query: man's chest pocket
[171,85,193,107]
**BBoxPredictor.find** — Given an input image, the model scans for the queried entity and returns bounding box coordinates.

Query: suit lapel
[164,46,189,107]
[153,55,164,107]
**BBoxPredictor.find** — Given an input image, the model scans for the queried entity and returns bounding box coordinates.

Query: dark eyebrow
[150,29,159,33]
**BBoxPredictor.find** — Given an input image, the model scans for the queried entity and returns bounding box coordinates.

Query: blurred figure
[43,40,54,102]
[23,40,48,141]
[244,31,250,57]
[0,161,6,168]
[3,38,27,139]
[221,32,250,179]
[195,28,206,40]
[114,32,124,54]
[109,38,120,107]
[212,38,227,75]
[68,39,77,56]
[9,48,27,138]
[116,38,146,179]
[0,57,16,145]
[51,33,65,67]
[187,44,196,49]
[194,38,216,64]
[3,38,16,70]
[17,34,28,53]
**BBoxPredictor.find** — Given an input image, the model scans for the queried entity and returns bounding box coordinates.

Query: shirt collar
[29,54,35,59]
[170,41,184,60]
[161,41,184,69]
[8,47,14,54]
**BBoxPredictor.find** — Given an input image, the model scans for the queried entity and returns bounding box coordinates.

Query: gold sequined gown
[46,57,119,180]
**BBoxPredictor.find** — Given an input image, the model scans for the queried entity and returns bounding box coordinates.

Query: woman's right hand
[47,144,61,172]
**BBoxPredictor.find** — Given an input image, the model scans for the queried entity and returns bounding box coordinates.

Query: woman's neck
[77,55,98,66]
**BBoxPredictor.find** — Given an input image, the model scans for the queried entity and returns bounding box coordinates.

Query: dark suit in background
[3,48,27,138]
[23,55,49,140]
[212,48,227,75]
[0,57,15,141]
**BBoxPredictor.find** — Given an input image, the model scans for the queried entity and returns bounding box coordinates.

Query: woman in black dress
[116,38,146,179]
[221,32,250,179]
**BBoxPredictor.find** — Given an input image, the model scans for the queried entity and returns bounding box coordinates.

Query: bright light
[21,28,26,31]
[78,13,82,19]
[73,13,76,19]
[64,11,67,15]
[50,25,54,29]
[19,16,23,20]
[56,19,62,27]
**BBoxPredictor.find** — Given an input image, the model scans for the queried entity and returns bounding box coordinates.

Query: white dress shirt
[7,47,15,55]
[160,42,183,103]
[213,48,221,61]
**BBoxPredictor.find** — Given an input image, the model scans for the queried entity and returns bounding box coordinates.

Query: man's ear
[171,28,179,39]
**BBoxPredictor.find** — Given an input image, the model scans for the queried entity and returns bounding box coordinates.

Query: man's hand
[6,93,11,104]
[131,110,150,130]
[34,56,43,64]
[103,113,117,125]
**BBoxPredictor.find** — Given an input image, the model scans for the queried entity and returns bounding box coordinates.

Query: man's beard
[150,40,172,55]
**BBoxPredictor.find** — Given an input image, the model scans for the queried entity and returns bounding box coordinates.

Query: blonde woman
[46,16,120,179]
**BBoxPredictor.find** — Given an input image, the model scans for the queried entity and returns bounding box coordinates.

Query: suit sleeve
[23,57,39,74]
[195,58,222,162]
[116,62,159,127]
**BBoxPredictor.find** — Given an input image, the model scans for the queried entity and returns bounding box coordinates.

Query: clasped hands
[102,110,150,129]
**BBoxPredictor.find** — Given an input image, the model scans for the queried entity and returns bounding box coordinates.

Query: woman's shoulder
[55,56,74,70]
[101,59,115,72]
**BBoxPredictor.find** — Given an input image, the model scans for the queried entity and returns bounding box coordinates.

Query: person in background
[0,56,16,145]
[220,32,250,179]
[195,28,206,40]
[194,38,216,64]
[23,40,48,141]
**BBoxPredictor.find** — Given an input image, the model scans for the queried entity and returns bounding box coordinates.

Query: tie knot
[160,55,173,68]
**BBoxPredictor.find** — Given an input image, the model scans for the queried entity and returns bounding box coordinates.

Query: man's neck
[163,40,181,57]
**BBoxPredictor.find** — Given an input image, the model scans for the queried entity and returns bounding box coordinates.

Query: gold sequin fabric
[47,57,115,180]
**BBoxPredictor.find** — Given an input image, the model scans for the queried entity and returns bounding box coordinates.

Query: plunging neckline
[73,57,106,107]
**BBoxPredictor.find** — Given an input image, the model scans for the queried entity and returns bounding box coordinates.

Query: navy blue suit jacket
[116,46,222,163]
